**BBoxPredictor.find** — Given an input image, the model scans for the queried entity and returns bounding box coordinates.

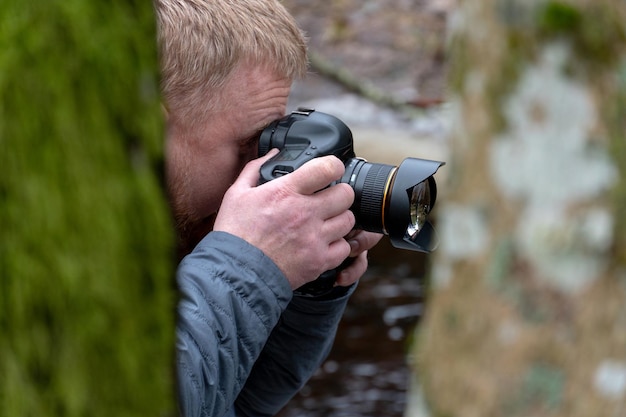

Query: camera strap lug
[293,107,315,116]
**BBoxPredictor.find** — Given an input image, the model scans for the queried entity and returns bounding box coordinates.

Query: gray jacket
[176,231,352,417]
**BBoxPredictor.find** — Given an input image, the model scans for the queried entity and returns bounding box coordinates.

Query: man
[155,1,382,415]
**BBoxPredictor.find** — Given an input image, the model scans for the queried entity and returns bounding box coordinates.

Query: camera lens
[408,180,431,239]
[341,157,442,252]
[343,159,433,236]
[340,158,393,234]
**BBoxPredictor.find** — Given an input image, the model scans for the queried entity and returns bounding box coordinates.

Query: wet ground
[276,2,452,415]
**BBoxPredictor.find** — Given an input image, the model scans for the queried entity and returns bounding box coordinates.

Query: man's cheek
[237,144,258,172]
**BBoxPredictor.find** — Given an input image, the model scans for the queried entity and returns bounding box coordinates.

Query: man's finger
[335,251,368,287]
[279,155,346,195]
[345,230,384,257]
[320,210,356,242]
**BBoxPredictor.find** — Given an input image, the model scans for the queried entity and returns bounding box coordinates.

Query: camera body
[259,108,444,253]
[259,108,354,181]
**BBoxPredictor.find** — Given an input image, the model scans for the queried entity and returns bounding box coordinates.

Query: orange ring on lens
[381,167,397,235]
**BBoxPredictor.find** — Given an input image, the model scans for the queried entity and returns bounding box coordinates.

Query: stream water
[278,238,430,417]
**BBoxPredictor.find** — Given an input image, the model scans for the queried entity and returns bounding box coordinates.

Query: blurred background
[4,1,624,416]
[278,1,455,415]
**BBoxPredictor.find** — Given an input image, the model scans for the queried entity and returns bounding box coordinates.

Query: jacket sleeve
[234,287,354,417]
[176,231,293,417]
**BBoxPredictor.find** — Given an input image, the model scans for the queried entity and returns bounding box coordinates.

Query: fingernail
[337,269,350,284]
[348,240,359,254]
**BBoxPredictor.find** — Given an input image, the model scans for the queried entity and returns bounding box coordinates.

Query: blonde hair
[155,0,308,125]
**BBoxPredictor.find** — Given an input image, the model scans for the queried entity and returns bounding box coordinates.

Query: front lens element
[407,180,431,239]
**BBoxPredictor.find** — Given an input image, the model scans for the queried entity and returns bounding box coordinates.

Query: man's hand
[334,230,383,287]
[213,150,357,289]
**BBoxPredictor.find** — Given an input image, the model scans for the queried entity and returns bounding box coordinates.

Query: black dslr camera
[259,108,444,296]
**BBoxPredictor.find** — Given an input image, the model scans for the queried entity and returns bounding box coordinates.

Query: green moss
[579,11,623,61]
[446,35,470,96]
[489,29,532,134]
[538,1,626,68]
[0,2,175,416]
[607,58,626,266]
[537,1,582,33]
